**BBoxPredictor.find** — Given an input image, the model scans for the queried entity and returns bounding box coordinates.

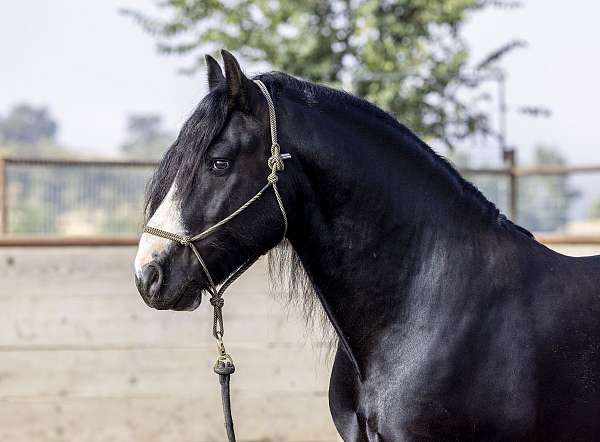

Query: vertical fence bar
[504,149,519,224]
[510,170,518,224]
[0,156,6,234]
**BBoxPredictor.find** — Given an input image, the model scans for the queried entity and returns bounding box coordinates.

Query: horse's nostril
[139,262,163,301]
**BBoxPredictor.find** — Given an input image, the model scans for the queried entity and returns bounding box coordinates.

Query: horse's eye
[212,159,230,171]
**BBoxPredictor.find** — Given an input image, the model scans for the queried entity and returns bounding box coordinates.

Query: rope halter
[142,79,289,338]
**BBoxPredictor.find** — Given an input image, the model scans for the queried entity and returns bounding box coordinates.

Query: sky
[1,0,599,165]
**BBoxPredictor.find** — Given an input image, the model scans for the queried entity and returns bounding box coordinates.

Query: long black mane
[146,72,531,240]
[263,72,532,238]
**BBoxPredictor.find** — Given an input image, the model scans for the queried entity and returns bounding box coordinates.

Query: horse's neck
[280,95,509,376]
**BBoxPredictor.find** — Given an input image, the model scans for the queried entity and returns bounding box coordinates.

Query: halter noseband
[142,79,289,442]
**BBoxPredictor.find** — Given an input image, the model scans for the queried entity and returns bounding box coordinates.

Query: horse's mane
[259,72,533,239]
[259,72,532,338]
[268,240,335,348]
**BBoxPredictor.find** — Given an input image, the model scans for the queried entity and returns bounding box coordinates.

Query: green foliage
[123,0,522,148]
[0,104,58,145]
[120,113,174,159]
[0,103,69,158]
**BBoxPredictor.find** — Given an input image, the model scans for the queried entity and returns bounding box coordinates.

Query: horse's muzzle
[135,262,164,307]
[135,261,202,311]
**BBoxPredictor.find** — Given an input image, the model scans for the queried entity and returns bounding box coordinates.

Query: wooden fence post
[0,156,6,234]
[510,169,518,224]
[504,149,518,223]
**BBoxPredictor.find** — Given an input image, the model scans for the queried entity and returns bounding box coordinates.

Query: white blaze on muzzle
[134,183,185,278]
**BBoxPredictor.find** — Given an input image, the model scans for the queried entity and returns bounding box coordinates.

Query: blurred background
[1,1,599,441]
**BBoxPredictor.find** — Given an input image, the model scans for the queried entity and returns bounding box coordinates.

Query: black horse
[134,50,600,441]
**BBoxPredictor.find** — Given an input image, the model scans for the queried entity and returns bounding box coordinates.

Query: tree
[123,0,524,149]
[120,113,173,159]
[0,103,58,145]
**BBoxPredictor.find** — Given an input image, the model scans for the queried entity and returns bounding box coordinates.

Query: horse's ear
[221,49,253,108]
[221,50,265,116]
[205,54,224,90]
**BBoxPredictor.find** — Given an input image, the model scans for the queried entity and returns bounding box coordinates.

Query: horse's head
[134,51,288,311]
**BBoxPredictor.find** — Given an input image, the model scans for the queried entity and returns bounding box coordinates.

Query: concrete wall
[1,243,599,442]
[0,247,339,442]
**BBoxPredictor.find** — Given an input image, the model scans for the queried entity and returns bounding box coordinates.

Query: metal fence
[1,156,600,245]
[0,157,155,244]
[464,164,600,241]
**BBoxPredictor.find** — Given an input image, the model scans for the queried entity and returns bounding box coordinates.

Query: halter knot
[267,153,285,172]
[210,296,225,308]
[267,171,279,184]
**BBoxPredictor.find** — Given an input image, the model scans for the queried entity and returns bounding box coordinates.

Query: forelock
[144,87,230,219]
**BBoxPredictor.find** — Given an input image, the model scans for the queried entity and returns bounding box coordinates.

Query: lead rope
[143,79,287,442]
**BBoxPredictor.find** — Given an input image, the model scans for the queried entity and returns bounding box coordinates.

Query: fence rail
[0,157,6,234]
[0,156,155,238]
[1,234,599,247]
[1,156,600,246]
[462,165,600,176]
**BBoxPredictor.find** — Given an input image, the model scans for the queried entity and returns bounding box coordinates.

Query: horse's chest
[329,345,440,441]
[329,345,535,441]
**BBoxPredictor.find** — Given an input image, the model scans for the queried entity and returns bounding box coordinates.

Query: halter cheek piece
[142,79,289,442]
